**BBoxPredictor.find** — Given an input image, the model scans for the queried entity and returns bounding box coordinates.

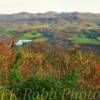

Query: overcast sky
[0,0,99,14]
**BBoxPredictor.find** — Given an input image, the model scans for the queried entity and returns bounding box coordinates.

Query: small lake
[16,39,32,46]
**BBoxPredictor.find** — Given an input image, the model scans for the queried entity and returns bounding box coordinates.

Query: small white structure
[16,40,32,46]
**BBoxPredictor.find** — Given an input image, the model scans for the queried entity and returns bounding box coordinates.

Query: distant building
[16,40,32,46]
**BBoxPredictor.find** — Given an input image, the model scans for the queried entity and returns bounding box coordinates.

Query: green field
[19,30,49,42]
[0,30,16,37]
[68,35,98,44]
[33,37,48,42]
[19,31,43,39]
[97,37,100,40]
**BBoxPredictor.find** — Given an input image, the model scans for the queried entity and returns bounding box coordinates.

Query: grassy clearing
[97,37,100,40]
[19,31,43,39]
[0,30,16,37]
[19,30,49,42]
[68,35,98,44]
[33,37,48,42]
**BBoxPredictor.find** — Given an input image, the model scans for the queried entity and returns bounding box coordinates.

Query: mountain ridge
[0,11,100,24]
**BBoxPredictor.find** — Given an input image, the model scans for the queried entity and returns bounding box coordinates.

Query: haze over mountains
[0,12,100,24]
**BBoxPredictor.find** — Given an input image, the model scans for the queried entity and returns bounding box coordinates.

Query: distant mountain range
[0,12,100,24]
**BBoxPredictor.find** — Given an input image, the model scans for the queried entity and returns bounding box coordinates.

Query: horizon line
[0,11,100,15]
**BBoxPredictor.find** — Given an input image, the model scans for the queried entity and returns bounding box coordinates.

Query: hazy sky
[0,0,99,14]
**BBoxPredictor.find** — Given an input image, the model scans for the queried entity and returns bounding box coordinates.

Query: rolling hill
[0,12,100,24]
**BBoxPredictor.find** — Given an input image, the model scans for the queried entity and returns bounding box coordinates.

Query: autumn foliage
[0,42,100,99]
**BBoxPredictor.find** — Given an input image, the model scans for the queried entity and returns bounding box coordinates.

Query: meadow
[68,35,98,45]
[18,30,49,42]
